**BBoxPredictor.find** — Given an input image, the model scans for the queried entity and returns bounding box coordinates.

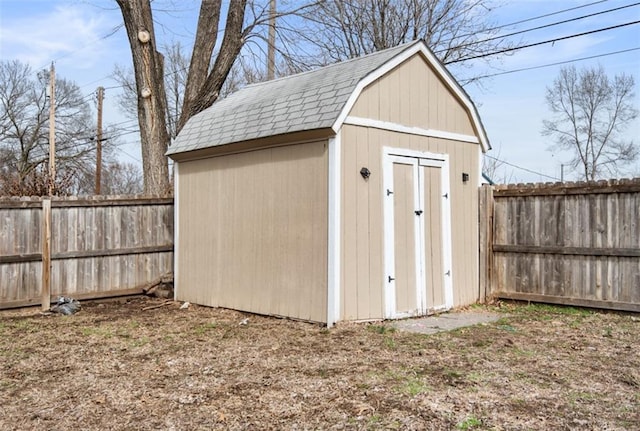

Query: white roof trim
[331,41,490,153]
[344,116,479,144]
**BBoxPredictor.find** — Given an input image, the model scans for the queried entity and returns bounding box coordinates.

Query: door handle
[415,210,423,215]
[388,276,395,283]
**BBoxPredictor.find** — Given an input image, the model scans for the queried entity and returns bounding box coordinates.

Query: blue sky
[1,0,638,182]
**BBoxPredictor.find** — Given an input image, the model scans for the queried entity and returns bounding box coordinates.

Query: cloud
[0,4,122,71]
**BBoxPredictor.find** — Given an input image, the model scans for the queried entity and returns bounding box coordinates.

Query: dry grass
[0,298,638,430]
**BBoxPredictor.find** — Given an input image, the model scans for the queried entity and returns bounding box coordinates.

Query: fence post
[478,185,494,302]
[41,199,51,311]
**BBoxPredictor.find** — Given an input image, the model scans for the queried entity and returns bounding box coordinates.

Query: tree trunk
[177,1,222,134]
[180,0,248,127]
[116,0,170,196]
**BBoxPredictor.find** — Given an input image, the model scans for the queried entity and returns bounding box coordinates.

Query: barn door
[383,149,453,319]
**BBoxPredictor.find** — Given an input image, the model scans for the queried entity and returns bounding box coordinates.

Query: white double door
[383,149,453,319]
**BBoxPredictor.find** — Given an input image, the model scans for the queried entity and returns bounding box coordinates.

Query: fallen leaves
[0,299,637,430]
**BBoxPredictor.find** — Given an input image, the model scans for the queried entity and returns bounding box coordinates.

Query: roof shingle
[167,41,420,156]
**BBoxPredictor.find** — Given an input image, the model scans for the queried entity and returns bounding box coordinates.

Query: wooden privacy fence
[480,179,640,312]
[0,196,174,309]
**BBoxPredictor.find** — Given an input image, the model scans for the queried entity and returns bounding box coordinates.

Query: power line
[79,74,118,90]
[447,19,640,64]
[437,2,640,55]
[415,0,612,49]
[485,154,561,181]
[486,0,610,31]
[467,47,640,82]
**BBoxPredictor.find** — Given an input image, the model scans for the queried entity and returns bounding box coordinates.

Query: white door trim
[383,147,454,318]
[383,153,397,318]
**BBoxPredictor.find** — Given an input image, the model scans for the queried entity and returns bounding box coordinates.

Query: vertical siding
[393,162,418,313]
[339,53,482,320]
[340,127,480,320]
[341,126,388,320]
[349,55,475,137]
[177,141,329,323]
[423,166,445,310]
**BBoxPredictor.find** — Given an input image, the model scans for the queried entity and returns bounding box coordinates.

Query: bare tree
[164,42,190,140]
[115,0,316,195]
[482,145,514,184]
[113,41,189,140]
[101,161,143,195]
[115,0,171,195]
[0,60,98,195]
[292,0,514,72]
[112,64,138,120]
[113,40,268,132]
[543,65,638,181]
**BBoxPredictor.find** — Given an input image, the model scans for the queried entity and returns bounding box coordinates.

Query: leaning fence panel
[0,196,174,309]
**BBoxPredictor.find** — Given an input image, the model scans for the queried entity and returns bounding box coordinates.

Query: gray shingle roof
[167,41,421,156]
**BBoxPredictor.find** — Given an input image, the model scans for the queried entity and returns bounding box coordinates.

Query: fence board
[482,179,640,312]
[0,196,173,309]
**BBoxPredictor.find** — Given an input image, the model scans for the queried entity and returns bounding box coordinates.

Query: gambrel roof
[168,40,489,157]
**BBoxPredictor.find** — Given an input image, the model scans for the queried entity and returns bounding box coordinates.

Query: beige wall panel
[177,141,328,323]
[341,127,387,321]
[341,126,359,320]
[355,127,372,317]
[393,162,418,313]
[340,125,480,318]
[350,55,475,136]
[365,129,384,318]
[423,166,445,310]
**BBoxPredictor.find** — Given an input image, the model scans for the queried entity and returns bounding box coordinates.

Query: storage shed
[167,40,490,325]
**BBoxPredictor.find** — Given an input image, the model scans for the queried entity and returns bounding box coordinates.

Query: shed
[167,40,490,325]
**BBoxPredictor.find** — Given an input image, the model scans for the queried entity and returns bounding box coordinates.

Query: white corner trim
[173,162,180,302]
[327,134,341,327]
[331,42,490,152]
[478,145,484,185]
[344,116,480,144]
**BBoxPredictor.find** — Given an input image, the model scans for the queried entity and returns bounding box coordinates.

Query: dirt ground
[0,298,638,430]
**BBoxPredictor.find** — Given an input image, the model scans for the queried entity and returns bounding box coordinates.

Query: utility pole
[95,86,104,195]
[267,0,276,80]
[48,62,56,195]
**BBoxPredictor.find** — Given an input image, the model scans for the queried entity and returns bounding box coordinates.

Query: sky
[0,0,639,183]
